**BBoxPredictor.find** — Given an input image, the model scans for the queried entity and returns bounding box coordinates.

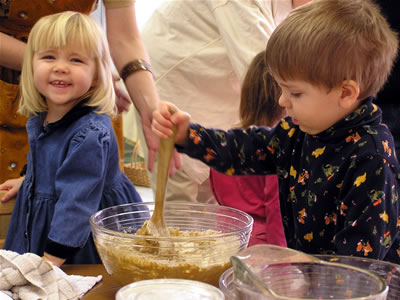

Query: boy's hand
[152,102,191,146]
[0,176,24,202]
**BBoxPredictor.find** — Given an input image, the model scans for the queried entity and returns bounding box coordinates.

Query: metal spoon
[231,244,319,297]
[230,255,277,297]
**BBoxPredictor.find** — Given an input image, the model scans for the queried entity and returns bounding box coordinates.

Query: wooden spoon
[136,123,176,237]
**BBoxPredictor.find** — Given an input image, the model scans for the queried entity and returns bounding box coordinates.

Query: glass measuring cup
[227,244,388,300]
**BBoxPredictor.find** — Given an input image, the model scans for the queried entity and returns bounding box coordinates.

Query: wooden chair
[0,190,16,249]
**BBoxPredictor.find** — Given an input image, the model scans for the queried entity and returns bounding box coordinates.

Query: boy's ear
[339,80,360,109]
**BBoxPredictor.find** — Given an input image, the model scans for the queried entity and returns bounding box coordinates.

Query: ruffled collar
[28,99,96,136]
[308,97,381,142]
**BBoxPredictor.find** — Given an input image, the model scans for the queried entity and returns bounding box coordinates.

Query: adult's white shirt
[140,0,293,184]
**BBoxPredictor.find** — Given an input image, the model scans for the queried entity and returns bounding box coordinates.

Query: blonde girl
[2,11,142,266]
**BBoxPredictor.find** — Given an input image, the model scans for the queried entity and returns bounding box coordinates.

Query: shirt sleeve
[334,154,400,260]
[207,0,276,80]
[178,123,279,176]
[47,122,111,248]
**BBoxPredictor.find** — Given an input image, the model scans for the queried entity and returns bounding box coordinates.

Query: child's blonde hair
[19,11,116,117]
[265,0,398,100]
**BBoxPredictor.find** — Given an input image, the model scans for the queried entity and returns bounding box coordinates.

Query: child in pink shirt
[209,51,286,246]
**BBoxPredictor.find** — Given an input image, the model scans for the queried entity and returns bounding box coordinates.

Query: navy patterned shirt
[178,98,400,263]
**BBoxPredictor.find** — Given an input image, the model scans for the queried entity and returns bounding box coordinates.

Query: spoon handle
[230,256,276,297]
[153,125,176,220]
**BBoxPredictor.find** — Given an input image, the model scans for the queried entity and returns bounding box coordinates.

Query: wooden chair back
[0,191,16,249]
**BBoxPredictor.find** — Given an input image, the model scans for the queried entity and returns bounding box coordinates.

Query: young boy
[152,0,400,263]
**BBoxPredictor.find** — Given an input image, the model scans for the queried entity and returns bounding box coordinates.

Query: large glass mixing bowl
[90,201,253,287]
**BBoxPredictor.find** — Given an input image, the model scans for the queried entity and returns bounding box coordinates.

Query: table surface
[62,264,122,300]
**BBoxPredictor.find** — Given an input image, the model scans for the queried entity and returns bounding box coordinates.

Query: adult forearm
[0,32,26,71]
[105,5,159,120]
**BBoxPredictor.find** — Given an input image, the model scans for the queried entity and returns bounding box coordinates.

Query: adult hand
[0,176,24,202]
[115,86,132,113]
[140,111,182,176]
[113,74,132,113]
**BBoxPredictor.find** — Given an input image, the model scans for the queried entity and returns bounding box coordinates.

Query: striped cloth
[0,250,101,299]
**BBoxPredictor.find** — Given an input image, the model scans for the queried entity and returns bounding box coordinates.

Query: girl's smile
[49,80,71,88]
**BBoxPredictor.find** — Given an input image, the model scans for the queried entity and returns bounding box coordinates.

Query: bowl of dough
[219,245,389,300]
[90,201,253,287]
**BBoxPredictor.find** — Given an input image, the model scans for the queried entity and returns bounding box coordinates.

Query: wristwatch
[120,59,153,81]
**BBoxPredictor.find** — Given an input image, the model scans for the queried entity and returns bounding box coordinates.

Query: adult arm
[0,32,25,71]
[0,0,101,72]
[104,1,169,172]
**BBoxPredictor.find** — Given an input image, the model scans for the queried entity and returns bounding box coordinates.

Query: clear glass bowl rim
[90,201,254,241]
[314,254,400,271]
[219,260,389,300]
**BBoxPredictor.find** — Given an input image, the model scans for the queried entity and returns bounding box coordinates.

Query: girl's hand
[0,176,24,202]
[152,102,191,146]
[43,252,66,267]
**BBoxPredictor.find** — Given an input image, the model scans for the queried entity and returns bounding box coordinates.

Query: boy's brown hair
[240,51,284,128]
[265,0,398,100]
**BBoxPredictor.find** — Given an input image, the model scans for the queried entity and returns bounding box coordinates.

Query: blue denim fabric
[4,109,143,264]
